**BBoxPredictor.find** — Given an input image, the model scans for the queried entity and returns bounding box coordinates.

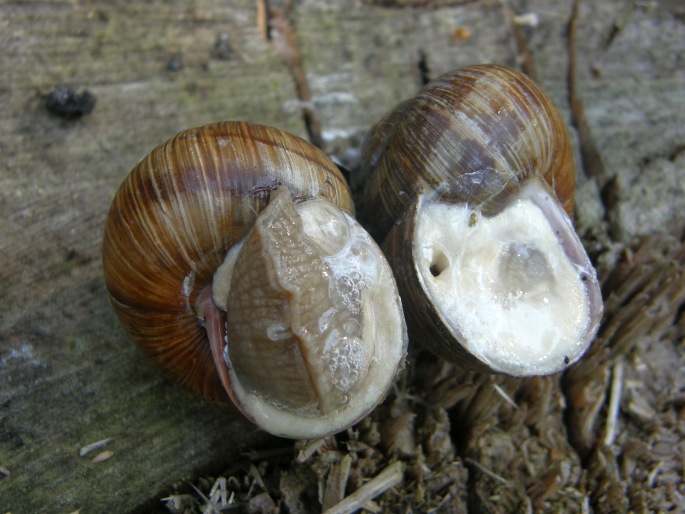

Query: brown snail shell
[356,65,603,376]
[103,121,407,439]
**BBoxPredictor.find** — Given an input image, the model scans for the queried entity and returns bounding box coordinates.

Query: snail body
[357,65,602,376]
[103,122,407,439]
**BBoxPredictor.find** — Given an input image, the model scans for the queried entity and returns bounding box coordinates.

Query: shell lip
[196,287,250,416]
[221,359,405,440]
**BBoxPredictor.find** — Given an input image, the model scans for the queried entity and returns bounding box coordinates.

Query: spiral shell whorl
[359,65,575,238]
[103,122,352,404]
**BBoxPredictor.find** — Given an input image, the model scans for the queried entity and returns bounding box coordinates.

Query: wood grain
[1,0,683,511]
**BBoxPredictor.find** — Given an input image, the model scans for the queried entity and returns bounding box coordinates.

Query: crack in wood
[604,1,635,49]
[566,0,624,245]
[262,1,325,150]
[568,0,608,186]
[503,0,537,80]
[416,49,431,86]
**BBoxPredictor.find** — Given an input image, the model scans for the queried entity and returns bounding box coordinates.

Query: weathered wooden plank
[1,2,297,512]
[1,0,683,512]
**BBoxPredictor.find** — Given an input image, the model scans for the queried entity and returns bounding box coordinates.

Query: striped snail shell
[356,65,603,376]
[103,121,407,439]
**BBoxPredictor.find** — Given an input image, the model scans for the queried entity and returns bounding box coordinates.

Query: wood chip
[208,477,228,507]
[79,437,113,457]
[451,26,472,42]
[91,450,114,464]
[604,360,625,446]
[296,438,326,463]
[647,462,663,487]
[464,457,510,486]
[512,13,540,27]
[267,5,324,149]
[323,454,353,510]
[324,461,404,514]
[493,384,519,410]
[256,0,268,41]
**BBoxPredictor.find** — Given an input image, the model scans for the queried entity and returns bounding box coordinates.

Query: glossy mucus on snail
[102,121,408,439]
[355,64,603,376]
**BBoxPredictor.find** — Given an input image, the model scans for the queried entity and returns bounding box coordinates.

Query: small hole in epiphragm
[429,251,449,278]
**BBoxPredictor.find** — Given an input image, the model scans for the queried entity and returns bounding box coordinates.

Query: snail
[102,121,408,439]
[355,64,603,376]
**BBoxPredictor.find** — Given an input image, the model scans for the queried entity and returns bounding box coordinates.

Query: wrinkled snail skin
[357,65,603,377]
[103,121,408,439]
